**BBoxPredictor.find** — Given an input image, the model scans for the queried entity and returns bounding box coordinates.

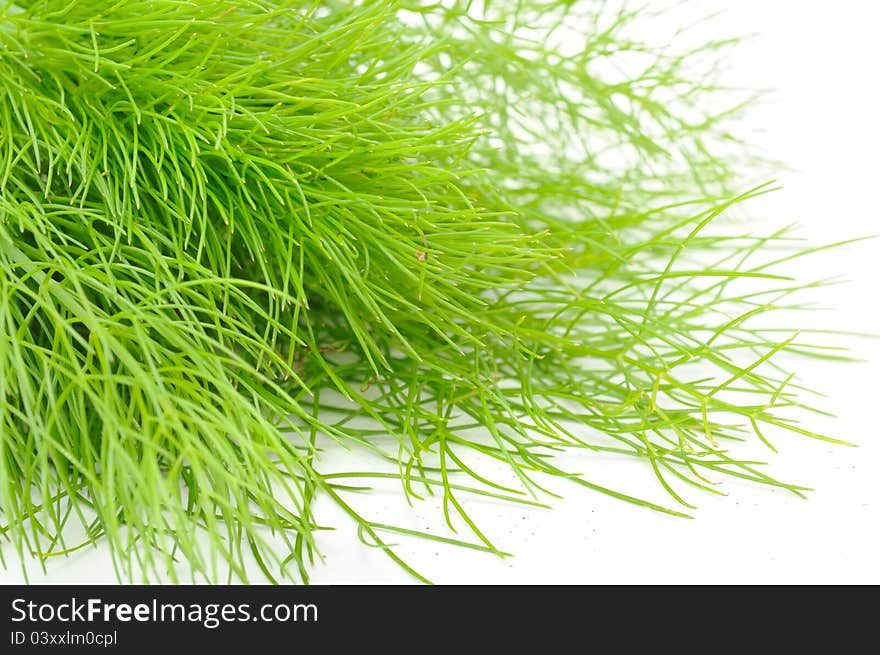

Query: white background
[2,1,878,585]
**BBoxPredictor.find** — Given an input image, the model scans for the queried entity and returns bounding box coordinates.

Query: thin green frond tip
[0,0,847,583]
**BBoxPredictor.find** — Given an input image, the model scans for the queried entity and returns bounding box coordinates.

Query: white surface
[2,1,878,585]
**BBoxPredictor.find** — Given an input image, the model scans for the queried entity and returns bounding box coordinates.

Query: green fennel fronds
[0,0,848,583]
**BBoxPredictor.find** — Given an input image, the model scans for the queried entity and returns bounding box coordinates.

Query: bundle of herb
[0,0,847,583]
